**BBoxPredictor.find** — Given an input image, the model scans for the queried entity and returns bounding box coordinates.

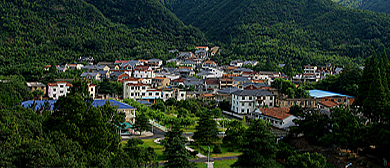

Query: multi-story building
[47,81,72,100]
[146,59,163,70]
[47,81,96,99]
[303,65,320,82]
[133,66,155,79]
[231,89,275,115]
[123,83,149,100]
[152,77,170,88]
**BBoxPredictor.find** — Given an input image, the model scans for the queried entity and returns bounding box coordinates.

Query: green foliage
[212,144,222,154]
[232,119,278,168]
[271,78,309,98]
[223,120,246,149]
[287,152,327,168]
[193,110,219,145]
[163,122,194,168]
[334,0,390,14]
[292,109,331,144]
[134,111,150,135]
[0,75,33,108]
[0,0,204,80]
[123,138,158,167]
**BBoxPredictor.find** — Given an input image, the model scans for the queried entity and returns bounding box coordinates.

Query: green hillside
[163,0,390,67]
[0,0,205,81]
[333,0,390,14]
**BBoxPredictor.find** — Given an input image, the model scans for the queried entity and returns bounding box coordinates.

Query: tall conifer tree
[363,67,387,122]
[357,52,378,106]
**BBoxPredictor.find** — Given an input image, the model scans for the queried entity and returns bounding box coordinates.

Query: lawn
[140,138,165,161]
[189,141,242,158]
[214,159,237,168]
[195,162,207,168]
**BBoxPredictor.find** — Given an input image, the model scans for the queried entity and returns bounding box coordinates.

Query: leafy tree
[134,110,150,136]
[193,110,219,145]
[180,117,195,134]
[232,119,278,168]
[289,105,304,117]
[357,53,378,106]
[363,67,388,122]
[287,152,327,168]
[319,107,368,151]
[292,109,331,144]
[223,120,246,149]
[123,138,157,167]
[212,144,222,154]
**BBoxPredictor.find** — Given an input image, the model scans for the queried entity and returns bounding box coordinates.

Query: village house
[97,62,119,70]
[276,98,317,108]
[162,88,186,101]
[231,89,275,115]
[82,65,110,72]
[81,72,101,81]
[146,58,163,70]
[26,82,46,100]
[152,77,170,88]
[215,87,240,103]
[251,107,298,129]
[78,57,94,64]
[65,63,84,70]
[133,66,155,79]
[205,79,220,93]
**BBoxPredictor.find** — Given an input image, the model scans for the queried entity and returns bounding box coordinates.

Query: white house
[123,83,149,100]
[147,59,163,70]
[47,81,72,100]
[251,107,298,129]
[231,89,275,115]
[133,66,155,79]
[162,89,186,101]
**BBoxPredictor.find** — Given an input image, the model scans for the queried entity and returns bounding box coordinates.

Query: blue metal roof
[21,99,135,111]
[308,90,355,98]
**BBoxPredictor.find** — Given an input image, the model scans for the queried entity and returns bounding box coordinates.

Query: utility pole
[208,146,210,165]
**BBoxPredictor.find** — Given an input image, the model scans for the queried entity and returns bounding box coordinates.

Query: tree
[319,107,368,150]
[363,67,388,122]
[287,152,327,168]
[163,121,194,168]
[180,117,195,134]
[193,110,219,145]
[232,119,278,168]
[223,120,246,149]
[289,105,304,117]
[357,53,378,106]
[292,109,331,144]
[123,138,157,167]
[134,110,150,136]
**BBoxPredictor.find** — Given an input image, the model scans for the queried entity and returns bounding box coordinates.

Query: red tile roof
[196,46,208,49]
[154,77,167,80]
[172,78,185,82]
[114,60,129,64]
[258,107,291,120]
[206,79,219,85]
[204,60,217,65]
[320,100,339,107]
[203,94,214,97]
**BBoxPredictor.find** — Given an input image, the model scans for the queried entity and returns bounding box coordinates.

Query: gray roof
[232,89,274,96]
[26,82,45,87]
[217,87,240,94]
[82,65,107,70]
[335,68,343,72]
[232,77,250,82]
[93,70,108,75]
[110,71,125,77]
[148,58,162,62]
[175,69,193,73]
[181,61,195,65]
[231,60,244,64]
[81,72,100,77]
[234,68,253,72]
[121,60,139,67]
[137,100,152,105]
[241,82,269,88]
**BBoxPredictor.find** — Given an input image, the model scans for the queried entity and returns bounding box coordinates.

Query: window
[91,88,93,91]
[156,93,159,96]
[166,94,169,97]
[242,103,245,106]
[338,99,341,102]
[90,94,93,96]
[53,94,56,98]
[131,93,134,96]
[249,96,252,100]
[149,93,152,96]
[247,109,249,113]
[181,94,184,97]
[241,109,244,113]
[53,88,56,92]
[60,85,64,88]
[142,87,146,90]
[60,91,63,94]
[142,93,145,96]
[270,103,272,107]
[249,103,252,106]
[131,86,134,90]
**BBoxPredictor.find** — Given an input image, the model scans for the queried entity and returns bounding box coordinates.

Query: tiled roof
[226,66,238,70]
[206,79,219,85]
[127,83,148,86]
[320,100,339,107]
[196,46,208,49]
[217,87,240,94]
[203,94,214,97]
[204,60,217,65]
[257,107,291,120]
[154,77,166,80]
[232,89,274,96]
[172,78,185,82]
[26,82,45,87]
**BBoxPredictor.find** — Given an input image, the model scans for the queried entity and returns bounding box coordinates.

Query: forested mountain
[333,0,390,14]
[0,0,205,81]
[162,0,390,66]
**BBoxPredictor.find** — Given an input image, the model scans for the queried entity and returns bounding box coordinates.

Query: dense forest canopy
[0,0,205,81]
[162,0,390,65]
[1,0,390,80]
[333,0,390,14]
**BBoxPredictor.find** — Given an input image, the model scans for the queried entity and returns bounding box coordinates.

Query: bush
[227,147,235,152]
[213,144,222,154]
[362,161,368,167]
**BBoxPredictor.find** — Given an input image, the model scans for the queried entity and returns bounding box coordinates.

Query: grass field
[195,162,207,168]
[214,159,237,168]
[140,138,165,161]
[189,143,242,158]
